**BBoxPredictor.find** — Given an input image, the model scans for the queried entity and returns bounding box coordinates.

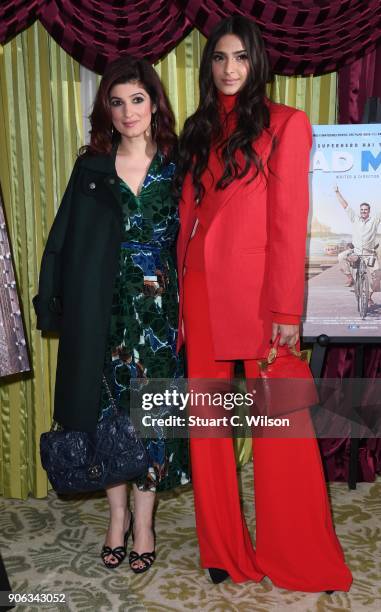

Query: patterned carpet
[0,465,380,612]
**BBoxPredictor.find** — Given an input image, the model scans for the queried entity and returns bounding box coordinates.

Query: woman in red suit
[175,16,352,592]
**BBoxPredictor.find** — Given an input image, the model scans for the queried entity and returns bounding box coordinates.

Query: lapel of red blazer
[178,121,274,265]
[178,174,197,268]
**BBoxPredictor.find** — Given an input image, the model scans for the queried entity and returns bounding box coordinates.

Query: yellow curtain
[0,25,336,498]
[0,22,83,498]
[269,73,337,124]
[154,30,207,131]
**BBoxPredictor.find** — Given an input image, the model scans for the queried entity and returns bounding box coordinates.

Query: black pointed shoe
[208,568,229,584]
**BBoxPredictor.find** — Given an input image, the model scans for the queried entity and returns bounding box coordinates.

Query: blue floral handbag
[40,377,148,494]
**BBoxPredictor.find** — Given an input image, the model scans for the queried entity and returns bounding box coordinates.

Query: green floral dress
[99,153,189,492]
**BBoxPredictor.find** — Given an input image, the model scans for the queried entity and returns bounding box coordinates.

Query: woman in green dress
[94,58,189,572]
[35,56,188,574]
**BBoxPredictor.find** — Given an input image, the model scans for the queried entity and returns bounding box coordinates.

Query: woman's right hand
[271,322,299,347]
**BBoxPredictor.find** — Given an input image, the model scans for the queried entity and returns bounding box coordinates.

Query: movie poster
[302,124,381,340]
[0,189,30,377]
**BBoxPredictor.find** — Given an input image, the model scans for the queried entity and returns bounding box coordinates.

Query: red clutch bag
[254,336,318,417]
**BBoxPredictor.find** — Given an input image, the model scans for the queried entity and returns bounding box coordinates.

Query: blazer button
[109,178,115,185]
[89,182,96,190]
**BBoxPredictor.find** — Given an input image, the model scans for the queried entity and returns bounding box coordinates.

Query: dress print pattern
[99,153,189,492]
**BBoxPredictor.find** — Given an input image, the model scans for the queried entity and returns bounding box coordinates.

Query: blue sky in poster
[309,124,381,235]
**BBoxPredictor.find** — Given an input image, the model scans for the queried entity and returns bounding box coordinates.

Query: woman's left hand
[271,323,299,347]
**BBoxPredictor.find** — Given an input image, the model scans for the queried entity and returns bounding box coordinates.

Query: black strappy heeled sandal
[101,512,134,569]
[129,528,156,574]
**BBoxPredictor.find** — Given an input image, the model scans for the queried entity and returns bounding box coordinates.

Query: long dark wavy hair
[175,16,272,201]
[81,56,177,160]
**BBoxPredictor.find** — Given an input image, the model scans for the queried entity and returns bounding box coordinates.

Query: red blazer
[176,101,312,360]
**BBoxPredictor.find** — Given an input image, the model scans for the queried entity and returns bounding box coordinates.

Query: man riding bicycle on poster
[335,186,381,305]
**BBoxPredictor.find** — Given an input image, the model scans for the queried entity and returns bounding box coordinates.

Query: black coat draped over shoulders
[34,150,124,432]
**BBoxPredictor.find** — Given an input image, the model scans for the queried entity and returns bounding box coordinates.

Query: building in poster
[302,124,381,340]
[0,191,30,377]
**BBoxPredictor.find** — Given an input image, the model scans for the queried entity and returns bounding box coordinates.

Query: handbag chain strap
[102,375,119,415]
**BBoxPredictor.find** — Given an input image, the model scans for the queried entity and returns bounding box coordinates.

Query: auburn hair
[80,56,177,160]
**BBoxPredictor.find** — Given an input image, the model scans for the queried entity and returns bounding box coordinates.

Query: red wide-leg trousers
[183,240,352,591]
